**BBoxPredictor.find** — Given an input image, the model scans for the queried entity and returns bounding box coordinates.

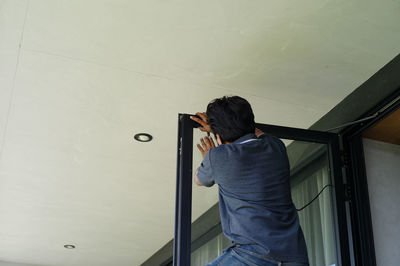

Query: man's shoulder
[209,144,229,158]
[258,133,279,141]
[258,134,286,149]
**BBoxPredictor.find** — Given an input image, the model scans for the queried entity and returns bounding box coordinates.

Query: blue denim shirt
[197,133,309,263]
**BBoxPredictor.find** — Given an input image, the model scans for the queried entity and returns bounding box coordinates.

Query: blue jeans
[206,245,308,266]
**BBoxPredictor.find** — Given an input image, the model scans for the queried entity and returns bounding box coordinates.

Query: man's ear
[216,134,223,145]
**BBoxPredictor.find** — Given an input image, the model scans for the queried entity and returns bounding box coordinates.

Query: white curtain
[291,166,336,266]
[191,233,230,266]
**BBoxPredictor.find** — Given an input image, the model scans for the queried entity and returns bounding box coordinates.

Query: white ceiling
[0,0,399,265]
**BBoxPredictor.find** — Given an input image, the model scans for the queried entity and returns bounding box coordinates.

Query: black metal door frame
[340,91,400,266]
[173,113,351,266]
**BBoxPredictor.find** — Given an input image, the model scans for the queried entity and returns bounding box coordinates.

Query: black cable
[296,184,334,212]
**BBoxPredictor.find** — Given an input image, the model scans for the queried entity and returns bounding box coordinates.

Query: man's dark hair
[206,96,255,142]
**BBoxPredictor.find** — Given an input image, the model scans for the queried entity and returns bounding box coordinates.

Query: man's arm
[191,112,217,187]
[194,137,216,187]
[194,167,203,186]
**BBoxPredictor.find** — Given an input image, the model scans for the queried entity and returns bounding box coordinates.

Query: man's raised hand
[196,136,216,159]
[190,112,212,133]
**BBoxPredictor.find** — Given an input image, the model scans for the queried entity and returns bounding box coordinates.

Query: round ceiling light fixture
[134,133,153,142]
[64,244,76,249]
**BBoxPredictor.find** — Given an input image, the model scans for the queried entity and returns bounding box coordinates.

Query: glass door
[174,114,350,266]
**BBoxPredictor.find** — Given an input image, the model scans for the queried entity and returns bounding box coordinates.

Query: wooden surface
[363,108,400,145]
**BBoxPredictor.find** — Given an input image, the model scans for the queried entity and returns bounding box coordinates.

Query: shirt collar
[232,133,257,144]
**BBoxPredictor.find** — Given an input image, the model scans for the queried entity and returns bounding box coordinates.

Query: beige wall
[363,138,400,266]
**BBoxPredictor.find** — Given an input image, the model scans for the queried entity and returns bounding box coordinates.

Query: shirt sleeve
[196,150,215,187]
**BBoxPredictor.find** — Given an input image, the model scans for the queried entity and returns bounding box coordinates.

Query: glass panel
[190,132,337,266]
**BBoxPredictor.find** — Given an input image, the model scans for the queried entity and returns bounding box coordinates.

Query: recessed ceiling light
[64,244,76,249]
[134,133,153,142]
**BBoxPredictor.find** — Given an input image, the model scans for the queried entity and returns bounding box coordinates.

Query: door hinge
[344,183,353,202]
[340,149,353,201]
[340,150,350,168]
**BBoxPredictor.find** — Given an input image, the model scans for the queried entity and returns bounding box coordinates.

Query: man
[190,96,309,266]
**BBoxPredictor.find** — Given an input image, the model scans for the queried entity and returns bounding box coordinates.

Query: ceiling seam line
[0,0,30,163]
[20,48,177,82]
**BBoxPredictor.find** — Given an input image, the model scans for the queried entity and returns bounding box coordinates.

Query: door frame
[340,91,400,266]
[173,114,351,266]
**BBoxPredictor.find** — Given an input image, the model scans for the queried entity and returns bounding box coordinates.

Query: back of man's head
[206,96,255,143]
